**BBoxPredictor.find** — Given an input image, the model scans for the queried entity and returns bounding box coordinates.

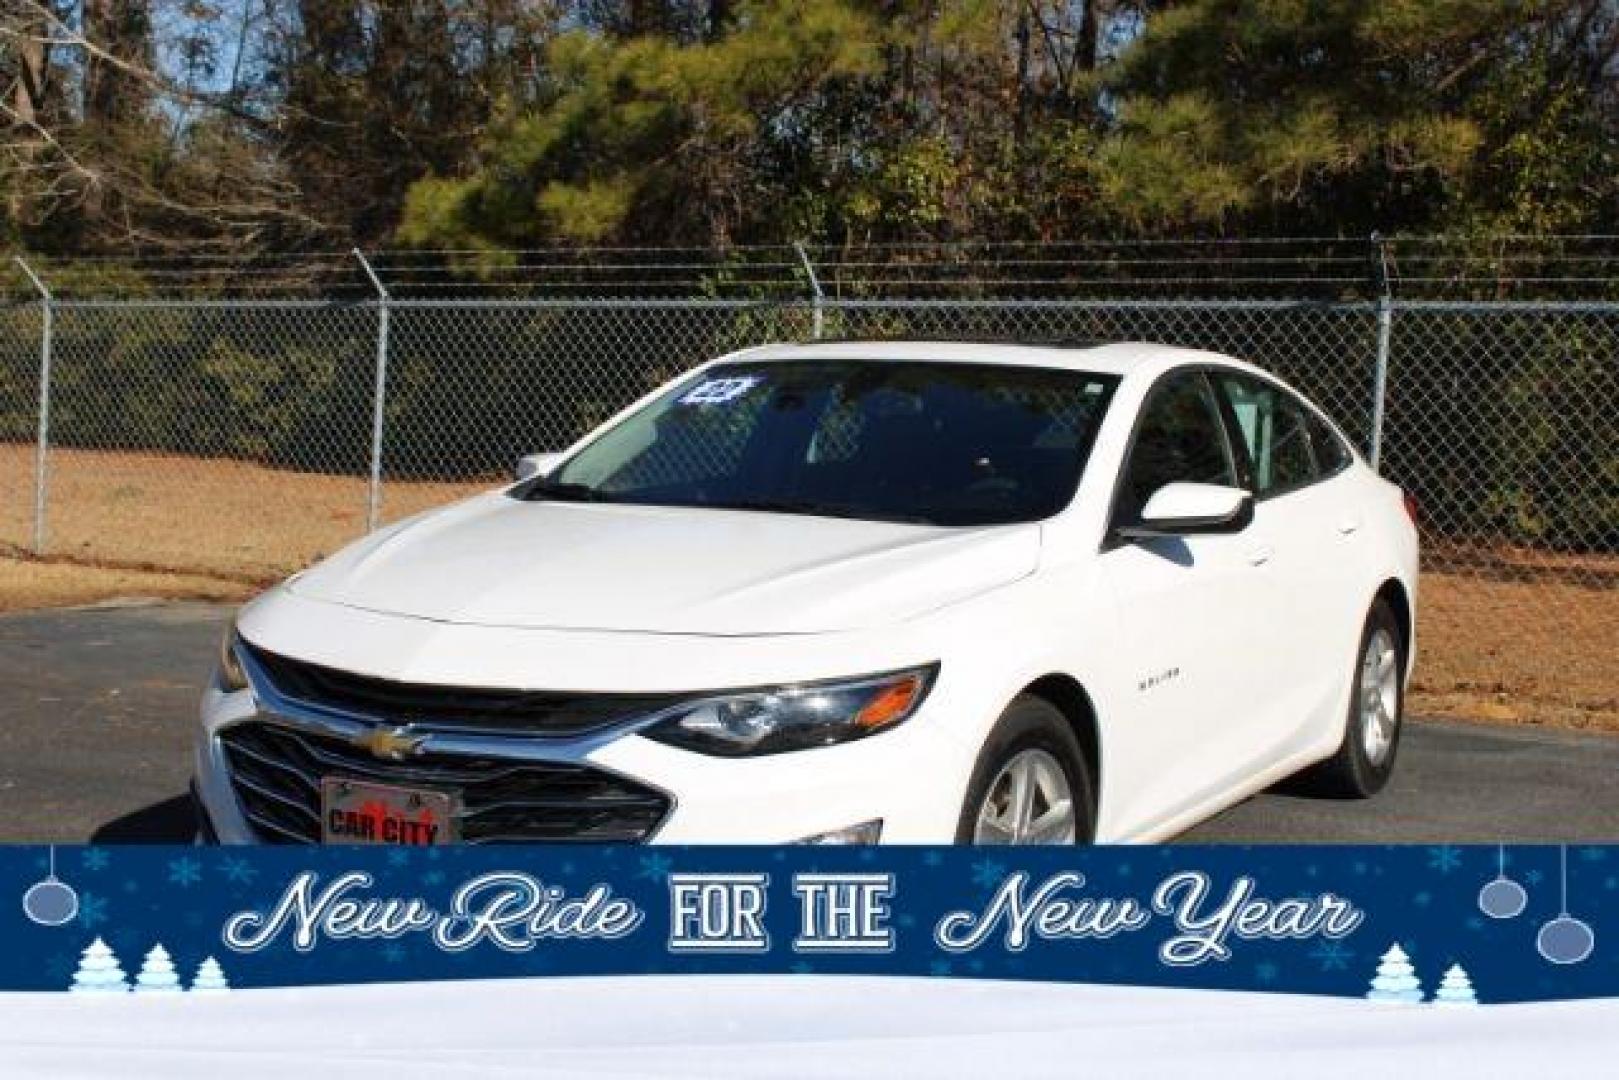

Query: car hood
[288,494,1042,635]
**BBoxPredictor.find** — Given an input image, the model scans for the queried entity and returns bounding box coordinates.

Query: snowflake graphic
[1426,846,1464,874]
[219,856,258,885]
[386,849,412,869]
[423,870,446,887]
[971,858,1008,891]
[1308,940,1353,972]
[637,853,674,880]
[789,961,814,975]
[168,856,203,887]
[382,943,407,964]
[80,848,110,872]
[1255,961,1280,984]
[922,850,944,868]
[1412,891,1432,907]
[77,893,109,929]
[1525,869,1544,886]
[929,959,953,977]
[46,952,75,983]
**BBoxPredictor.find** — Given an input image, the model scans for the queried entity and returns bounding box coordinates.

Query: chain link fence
[0,293,1613,726]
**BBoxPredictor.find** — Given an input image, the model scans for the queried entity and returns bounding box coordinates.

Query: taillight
[1401,490,1420,527]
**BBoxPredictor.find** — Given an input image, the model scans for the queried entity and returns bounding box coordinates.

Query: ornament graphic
[1477,844,1528,920]
[21,846,79,927]
[1366,943,1424,1003]
[1536,846,1595,965]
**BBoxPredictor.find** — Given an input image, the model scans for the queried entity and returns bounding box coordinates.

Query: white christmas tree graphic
[191,957,230,993]
[133,944,183,993]
[69,937,129,994]
[1366,943,1424,1003]
[1433,963,1479,1006]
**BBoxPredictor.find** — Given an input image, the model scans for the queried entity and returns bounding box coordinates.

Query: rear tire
[955,695,1095,844]
[1295,598,1405,798]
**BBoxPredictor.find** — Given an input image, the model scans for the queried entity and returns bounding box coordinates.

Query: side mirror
[1117,482,1254,540]
[514,452,562,482]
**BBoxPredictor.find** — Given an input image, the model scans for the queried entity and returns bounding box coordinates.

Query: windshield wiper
[520,478,616,503]
[706,497,936,526]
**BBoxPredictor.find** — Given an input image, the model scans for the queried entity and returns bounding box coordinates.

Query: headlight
[644,666,936,757]
[217,622,248,692]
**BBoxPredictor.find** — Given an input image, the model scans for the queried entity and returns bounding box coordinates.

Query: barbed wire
[3,236,1618,301]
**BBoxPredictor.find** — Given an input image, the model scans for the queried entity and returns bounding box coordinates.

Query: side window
[1304,409,1353,476]
[1216,374,1319,496]
[1115,372,1236,524]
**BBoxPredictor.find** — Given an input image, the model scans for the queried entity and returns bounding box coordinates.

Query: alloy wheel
[1358,627,1401,766]
[972,748,1077,844]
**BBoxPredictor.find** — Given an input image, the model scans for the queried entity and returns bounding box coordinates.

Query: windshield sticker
[679,376,763,406]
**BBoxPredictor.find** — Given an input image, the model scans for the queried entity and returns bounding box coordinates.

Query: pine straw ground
[1,445,1613,732]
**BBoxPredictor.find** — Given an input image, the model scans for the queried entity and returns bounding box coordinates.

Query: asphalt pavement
[0,601,1614,844]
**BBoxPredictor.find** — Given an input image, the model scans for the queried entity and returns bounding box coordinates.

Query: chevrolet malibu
[195,341,1419,845]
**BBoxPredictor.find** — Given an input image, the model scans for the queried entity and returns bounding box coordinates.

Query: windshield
[517,360,1119,526]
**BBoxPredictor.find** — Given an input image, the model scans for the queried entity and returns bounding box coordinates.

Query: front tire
[1296,598,1405,798]
[956,695,1095,844]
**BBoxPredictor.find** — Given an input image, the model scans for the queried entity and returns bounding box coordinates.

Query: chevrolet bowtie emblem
[354,724,429,762]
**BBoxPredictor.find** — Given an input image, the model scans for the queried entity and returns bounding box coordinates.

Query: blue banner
[5,845,1610,1003]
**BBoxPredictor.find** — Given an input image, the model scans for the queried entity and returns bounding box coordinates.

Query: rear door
[1213,372,1367,741]
[1099,369,1286,837]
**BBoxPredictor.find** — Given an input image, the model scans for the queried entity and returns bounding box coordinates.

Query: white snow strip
[0,976,1613,1079]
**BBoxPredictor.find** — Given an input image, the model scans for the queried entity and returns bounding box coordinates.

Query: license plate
[320,777,459,846]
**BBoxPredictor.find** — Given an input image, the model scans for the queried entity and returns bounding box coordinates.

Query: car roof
[719,340,1263,380]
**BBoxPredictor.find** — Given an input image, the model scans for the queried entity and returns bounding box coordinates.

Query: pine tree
[133,944,182,993]
[1433,963,1479,1006]
[69,937,130,993]
[1366,943,1424,1003]
[191,956,230,993]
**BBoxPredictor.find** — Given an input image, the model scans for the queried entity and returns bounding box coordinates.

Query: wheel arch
[1373,576,1413,672]
[1020,673,1102,820]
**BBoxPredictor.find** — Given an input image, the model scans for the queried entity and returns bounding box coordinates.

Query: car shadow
[90,794,197,843]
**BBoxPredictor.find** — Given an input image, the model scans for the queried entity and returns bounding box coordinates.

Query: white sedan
[194,341,1419,845]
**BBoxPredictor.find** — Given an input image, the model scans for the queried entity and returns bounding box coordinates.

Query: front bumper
[193,673,970,846]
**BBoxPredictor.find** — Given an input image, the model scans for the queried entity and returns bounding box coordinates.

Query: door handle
[1246,545,1275,566]
[1337,518,1361,536]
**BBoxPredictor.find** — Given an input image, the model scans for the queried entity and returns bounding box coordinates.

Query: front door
[1099,369,1284,837]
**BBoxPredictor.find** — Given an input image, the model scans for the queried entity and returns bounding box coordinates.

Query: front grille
[241,641,683,737]
[218,721,672,844]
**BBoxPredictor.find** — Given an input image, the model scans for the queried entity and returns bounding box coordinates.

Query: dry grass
[0,443,487,579]
[1412,573,1618,733]
[2,443,1614,731]
[0,556,252,612]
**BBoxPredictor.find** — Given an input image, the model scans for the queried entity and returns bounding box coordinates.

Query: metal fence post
[14,257,53,554]
[795,243,825,339]
[355,249,391,532]
[1368,233,1393,471]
